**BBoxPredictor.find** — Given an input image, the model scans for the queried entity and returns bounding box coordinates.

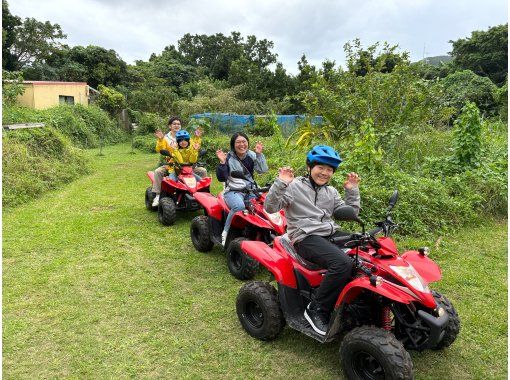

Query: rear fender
[336,276,419,307]
[194,192,222,221]
[240,240,297,288]
[147,171,155,184]
[231,213,273,230]
[402,250,442,283]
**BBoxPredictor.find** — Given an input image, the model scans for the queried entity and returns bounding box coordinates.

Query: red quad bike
[190,171,286,280]
[145,150,211,226]
[236,191,460,380]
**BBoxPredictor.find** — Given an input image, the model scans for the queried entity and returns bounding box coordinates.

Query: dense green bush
[129,110,166,135]
[3,104,127,148]
[3,128,91,209]
[441,70,498,116]
[174,79,269,119]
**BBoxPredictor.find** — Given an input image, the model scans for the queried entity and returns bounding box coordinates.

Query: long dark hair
[229,132,250,152]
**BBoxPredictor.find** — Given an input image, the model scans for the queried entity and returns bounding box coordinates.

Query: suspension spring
[381,306,391,331]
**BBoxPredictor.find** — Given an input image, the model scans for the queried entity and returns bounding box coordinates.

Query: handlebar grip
[330,235,353,244]
[367,227,383,236]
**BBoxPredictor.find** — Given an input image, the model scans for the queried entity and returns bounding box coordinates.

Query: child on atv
[152,129,204,207]
[263,145,360,336]
[152,117,206,207]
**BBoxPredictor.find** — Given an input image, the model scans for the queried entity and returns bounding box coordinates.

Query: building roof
[23,81,88,85]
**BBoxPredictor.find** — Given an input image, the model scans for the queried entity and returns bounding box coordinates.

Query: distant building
[16,81,98,110]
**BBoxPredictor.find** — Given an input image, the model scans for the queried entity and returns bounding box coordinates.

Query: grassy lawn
[3,143,507,379]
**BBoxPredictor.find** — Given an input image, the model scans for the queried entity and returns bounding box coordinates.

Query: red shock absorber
[381,306,391,331]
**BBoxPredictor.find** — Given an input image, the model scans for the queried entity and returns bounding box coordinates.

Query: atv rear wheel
[227,237,259,280]
[190,215,214,252]
[145,187,157,211]
[236,281,284,341]
[340,326,413,380]
[431,291,460,349]
[158,197,177,225]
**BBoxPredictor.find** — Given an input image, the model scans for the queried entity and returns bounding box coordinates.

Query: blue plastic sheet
[189,113,323,136]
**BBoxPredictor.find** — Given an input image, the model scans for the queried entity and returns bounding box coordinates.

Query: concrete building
[16,81,97,109]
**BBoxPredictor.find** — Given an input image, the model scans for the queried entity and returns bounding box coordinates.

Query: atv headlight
[390,264,430,293]
[264,210,283,225]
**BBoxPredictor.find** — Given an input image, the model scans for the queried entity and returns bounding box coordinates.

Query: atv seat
[278,235,322,271]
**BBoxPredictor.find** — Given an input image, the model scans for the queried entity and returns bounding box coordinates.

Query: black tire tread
[145,187,157,211]
[227,237,260,280]
[431,290,460,349]
[236,281,284,341]
[190,215,214,252]
[158,197,176,225]
[340,325,414,380]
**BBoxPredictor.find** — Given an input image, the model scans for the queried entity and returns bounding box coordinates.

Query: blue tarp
[189,113,323,136]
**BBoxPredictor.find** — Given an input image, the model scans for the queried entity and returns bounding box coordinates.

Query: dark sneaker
[304,302,329,336]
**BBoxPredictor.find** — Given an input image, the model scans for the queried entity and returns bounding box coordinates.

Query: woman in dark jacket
[216,132,268,246]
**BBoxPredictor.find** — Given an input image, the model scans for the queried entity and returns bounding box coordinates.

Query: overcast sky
[9,0,508,74]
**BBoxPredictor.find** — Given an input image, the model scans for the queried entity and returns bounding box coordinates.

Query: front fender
[402,250,442,283]
[194,192,222,221]
[196,177,212,191]
[231,213,273,230]
[336,276,419,307]
[240,240,297,288]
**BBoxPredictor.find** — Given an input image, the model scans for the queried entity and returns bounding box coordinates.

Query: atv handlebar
[241,185,271,196]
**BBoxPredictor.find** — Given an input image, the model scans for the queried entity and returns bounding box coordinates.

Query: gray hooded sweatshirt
[264,176,361,244]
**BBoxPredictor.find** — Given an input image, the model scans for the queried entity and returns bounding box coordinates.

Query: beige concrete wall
[33,83,89,109]
[16,84,35,108]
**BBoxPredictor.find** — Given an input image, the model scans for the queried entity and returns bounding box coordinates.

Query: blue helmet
[306,145,342,169]
[176,130,190,144]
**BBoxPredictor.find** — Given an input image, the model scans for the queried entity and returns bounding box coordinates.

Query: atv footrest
[285,315,327,343]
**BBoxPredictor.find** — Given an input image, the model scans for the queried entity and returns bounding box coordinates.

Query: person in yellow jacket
[152,128,206,207]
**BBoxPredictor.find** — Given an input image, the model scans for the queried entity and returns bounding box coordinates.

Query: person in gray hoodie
[264,145,360,336]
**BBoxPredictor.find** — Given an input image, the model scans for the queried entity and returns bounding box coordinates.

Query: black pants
[295,232,353,312]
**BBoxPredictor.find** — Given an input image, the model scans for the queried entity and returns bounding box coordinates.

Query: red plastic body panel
[147,171,155,184]
[241,240,297,288]
[194,192,223,221]
[336,276,419,307]
[272,238,325,287]
[402,250,442,283]
[378,237,398,256]
[218,191,286,233]
[231,212,273,230]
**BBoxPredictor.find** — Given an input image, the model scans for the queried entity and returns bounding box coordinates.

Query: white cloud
[9,0,508,74]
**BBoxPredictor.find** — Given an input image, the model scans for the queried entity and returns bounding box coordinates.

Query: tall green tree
[2,0,21,70]
[450,24,508,86]
[177,32,277,81]
[6,15,66,70]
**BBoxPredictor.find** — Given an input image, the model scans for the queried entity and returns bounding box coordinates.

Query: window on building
[59,95,74,105]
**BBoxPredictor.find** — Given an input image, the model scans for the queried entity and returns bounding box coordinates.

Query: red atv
[235,191,460,379]
[145,157,211,226]
[190,171,286,280]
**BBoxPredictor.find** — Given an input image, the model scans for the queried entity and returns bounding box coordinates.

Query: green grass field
[3,143,507,379]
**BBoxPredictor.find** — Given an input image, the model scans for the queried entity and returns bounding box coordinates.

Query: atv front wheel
[190,215,214,252]
[145,187,157,211]
[236,281,284,341]
[431,291,460,349]
[227,237,259,280]
[340,326,413,380]
[158,197,177,225]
